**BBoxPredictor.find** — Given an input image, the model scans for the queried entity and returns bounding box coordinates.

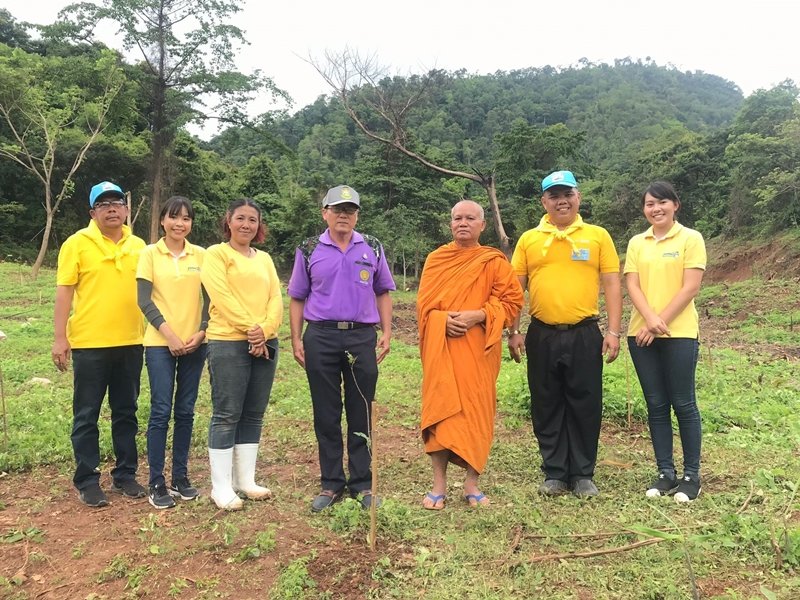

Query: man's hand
[52,338,71,372]
[445,310,485,337]
[291,338,305,368]
[602,333,621,363]
[445,313,467,337]
[508,332,525,363]
[376,333,391,364]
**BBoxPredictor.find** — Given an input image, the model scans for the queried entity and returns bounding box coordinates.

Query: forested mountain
[1,7,799,277]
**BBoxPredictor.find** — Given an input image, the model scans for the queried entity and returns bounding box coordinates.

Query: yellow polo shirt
[624,223,706,338]
[136,239,205,346]
[511,217,620,324]
[56,221,146,348]
[201,243,283,341]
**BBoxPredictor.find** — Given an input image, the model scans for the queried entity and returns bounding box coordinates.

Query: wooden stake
[369,403,377,551]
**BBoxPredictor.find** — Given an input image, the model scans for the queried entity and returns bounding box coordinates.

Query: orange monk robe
[418,243,524,473]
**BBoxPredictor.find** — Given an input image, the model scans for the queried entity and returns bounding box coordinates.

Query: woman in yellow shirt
[201,199,283,510]
[137,196,208,510]
[624,181,706,503]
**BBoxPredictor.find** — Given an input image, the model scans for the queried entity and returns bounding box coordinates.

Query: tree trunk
[31,208,54,279]
[483,178,511,257]
[149,9,169,243]
[149,129,165,242]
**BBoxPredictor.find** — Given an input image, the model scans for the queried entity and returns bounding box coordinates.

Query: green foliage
[271,555,317,599]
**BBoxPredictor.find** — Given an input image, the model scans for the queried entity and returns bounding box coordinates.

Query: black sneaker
[110,478,147,498]
[646,472,679,498]
[311,489,344,512]
[78,484,109,508]
[674,474,701,503]
[168,477,199,501]
[572,478,599,498]
[149,484,176,509]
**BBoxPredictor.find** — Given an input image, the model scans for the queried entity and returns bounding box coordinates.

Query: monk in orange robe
[418,200,524,509]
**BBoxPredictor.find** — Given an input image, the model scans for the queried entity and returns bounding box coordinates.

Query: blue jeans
[71,346,143,490]
[627,337,702,475]
[206,340,279,449]
[145,345,207,487]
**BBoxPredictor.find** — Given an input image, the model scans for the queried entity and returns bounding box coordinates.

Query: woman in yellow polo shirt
[137,196,208,510]
[624,181,706,503]
[201,198,283,511]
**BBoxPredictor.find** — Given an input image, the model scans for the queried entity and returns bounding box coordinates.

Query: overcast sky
[5,0,800,128]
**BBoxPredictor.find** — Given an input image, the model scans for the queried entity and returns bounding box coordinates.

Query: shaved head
[451,200,484,221]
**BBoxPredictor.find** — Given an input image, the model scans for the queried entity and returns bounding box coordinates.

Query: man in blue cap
[507,171,622,498]
[52,181,147,507]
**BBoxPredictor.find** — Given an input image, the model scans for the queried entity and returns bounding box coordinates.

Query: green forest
[1,5,799,276]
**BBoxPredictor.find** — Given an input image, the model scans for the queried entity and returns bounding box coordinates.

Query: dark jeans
[628,337,702,475]
[206,339,278,449]
[525,321,604,482]
[71,345,143,490]
[303,323,377,494]
[145,345,207,487]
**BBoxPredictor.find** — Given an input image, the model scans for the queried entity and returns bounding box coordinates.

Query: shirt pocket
[353,259,375,286]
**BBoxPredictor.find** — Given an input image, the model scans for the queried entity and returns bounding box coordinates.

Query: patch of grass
[1,262,799,598]
[271,554,317,599]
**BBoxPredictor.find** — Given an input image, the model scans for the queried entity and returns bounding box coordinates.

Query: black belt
[309,320,374,330]
[530,316,598,331]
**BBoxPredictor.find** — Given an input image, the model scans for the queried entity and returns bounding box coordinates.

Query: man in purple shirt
[288,185,395,512]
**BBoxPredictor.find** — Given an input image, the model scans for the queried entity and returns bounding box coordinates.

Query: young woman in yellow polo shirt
[624,181,707,503]
[201,199,283,511]
[137,196,209,509]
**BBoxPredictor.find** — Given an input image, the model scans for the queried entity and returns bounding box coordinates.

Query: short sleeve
[510,234,528,276]
[56,237,80,286]
[136,245,155,282]
[623,237,639,275]
[684,230,707,270]
[598,229,620,273]
[287,247,311,300]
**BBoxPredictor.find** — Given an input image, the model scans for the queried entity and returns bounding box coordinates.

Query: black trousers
[525,321,603,482]
[71,345,143,490]
[303,323,377,493]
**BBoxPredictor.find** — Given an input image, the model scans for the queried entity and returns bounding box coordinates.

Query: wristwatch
[507,329,522,335]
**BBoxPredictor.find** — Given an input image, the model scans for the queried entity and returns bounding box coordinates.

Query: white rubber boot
[208,448,243,510]
[232,443,272,500]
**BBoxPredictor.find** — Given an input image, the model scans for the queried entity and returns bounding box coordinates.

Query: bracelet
[507,329,522,336]
[606,330,621,338]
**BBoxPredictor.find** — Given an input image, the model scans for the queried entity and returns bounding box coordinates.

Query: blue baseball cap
[541,170,578,192]
[89,181,125,207]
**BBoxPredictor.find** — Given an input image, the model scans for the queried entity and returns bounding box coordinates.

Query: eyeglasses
[93,200,127,210]
[326,205,358,215]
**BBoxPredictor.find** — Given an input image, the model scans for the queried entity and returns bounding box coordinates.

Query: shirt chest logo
[571,248,590,261]
[662,251,680,259]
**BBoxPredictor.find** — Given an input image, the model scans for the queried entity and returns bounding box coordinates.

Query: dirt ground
[2,238,798,598]
[0,416,420,599]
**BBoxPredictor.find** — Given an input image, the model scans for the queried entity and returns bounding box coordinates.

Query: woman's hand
[644,314,670,337]
[634,326,656,347]
[184,331,206,353]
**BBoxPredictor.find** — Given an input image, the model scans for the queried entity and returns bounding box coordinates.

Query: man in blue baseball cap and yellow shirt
[52,181,147,507]
[507,171,622,498]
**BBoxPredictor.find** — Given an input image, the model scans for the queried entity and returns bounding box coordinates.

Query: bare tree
[0,48,125,278]
[312,49,511,256]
